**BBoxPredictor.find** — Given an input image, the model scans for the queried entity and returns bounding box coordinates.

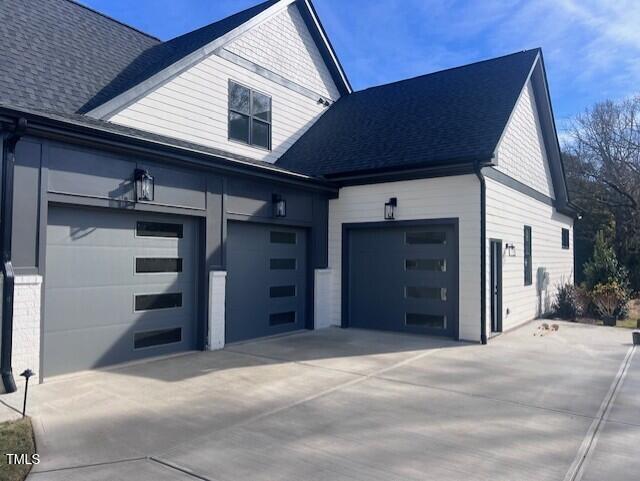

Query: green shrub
[553,282,579,320]
[583,231,630,290]
[591,282,628,325]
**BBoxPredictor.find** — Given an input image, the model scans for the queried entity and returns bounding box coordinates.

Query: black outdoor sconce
[505,243,516,257]
[272,194,287,218]
[384,197,397,220]
[135,168,155,202]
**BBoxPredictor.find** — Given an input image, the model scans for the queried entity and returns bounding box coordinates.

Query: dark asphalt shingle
[0,0,277,114]
[1,1,542,181]
[276,49,540,177]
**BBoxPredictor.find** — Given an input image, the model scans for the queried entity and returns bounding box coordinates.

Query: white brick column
[314,269,333,329]
[11,275,43,384]
[208,271,227,350]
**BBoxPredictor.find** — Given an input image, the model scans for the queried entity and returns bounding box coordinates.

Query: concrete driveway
[1,322,637,481]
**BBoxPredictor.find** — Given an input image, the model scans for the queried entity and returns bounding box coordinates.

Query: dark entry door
[490,239,503,333]
[347,222,458,337]
[226,222,307,343]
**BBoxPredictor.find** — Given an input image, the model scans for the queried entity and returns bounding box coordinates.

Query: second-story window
[228,81,271,150]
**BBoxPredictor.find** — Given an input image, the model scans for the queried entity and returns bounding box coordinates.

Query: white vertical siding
[109,50,331,164]
[485,177,573,334]
[225,4,340,100]
[320,175,482,342]
[495,80,555,198]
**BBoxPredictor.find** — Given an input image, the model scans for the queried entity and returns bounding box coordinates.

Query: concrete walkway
[0,322,636,480]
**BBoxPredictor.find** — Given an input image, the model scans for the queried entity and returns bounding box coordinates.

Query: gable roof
[87,0,351,118]
[83,0,280,114]
[0,0,294,115]
[277,49,541,178]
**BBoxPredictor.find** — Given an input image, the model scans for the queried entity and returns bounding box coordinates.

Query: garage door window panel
[405,286,447,301]
[136,221,183,239]
[405,258,446,272]
[136,257,183,274]
[405,313,447,329]
[135,292,182,311]
[405,231,447,245]
[269,311,296,326]
[134,327,182,349]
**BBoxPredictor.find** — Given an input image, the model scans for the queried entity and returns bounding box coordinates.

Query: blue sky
[82,0,639,137]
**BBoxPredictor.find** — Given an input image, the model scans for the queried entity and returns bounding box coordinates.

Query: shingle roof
[0,0,277,114]
[277,49,540,177]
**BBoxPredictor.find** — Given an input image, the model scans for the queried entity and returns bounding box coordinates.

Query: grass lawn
[617,298,640,329]
[0,417,36,481]
[577,298,640,329]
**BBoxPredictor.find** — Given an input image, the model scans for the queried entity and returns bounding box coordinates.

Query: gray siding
[13,139,42,273]
[8,135,329,319]
[47,143,207,210]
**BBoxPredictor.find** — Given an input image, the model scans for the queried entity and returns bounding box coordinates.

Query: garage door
[226,222,307,343]
[347,223,458,337]
[44,206,199,377]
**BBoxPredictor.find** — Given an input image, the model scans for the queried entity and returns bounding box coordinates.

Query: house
[0,0,574,389]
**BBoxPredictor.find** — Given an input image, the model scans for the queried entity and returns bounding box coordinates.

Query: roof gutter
[474,159,489,345]
[323,157,493,186]
[0,117,27,394]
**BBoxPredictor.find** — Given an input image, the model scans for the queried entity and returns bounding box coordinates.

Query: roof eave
[0,106,337,193]
[298,0,352,95]
[320,156,494,186]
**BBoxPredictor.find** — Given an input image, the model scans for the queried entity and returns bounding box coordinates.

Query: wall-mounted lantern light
[135,169,154,202]
[505,243,516,257]
[272,194,287,218]
[384,197,397,220]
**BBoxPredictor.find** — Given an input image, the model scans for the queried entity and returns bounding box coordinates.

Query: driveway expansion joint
[563,345,636,481]
[150,457,220,481]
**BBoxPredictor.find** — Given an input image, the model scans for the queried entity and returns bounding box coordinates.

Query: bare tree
[568,97,640,289]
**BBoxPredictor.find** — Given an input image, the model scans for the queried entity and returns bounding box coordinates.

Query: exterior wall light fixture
[272,194,287,218]
[384,197,397,220]
[135,169,154,202]
[505,243,516,257]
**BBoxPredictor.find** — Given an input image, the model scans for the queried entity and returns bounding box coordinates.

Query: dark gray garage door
[347,222,458,338]
[226,222,307,343]
[44,206,198,377]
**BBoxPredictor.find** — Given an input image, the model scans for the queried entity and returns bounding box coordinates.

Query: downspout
[474,160,488,345]
[1,117,27,393]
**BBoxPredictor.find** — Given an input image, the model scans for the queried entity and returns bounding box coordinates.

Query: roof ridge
[68,0,160,42]
[356,48,541,94]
